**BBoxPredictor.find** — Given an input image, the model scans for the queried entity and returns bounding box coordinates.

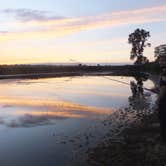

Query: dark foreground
[88,111,166,166]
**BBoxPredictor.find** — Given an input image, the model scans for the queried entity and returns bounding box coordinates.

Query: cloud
[59,5,166,32]
[2,8,64,22]
[0,5,166,41]
[0,31,8,35]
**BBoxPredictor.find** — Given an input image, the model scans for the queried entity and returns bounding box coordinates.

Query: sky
[0,0,166,64]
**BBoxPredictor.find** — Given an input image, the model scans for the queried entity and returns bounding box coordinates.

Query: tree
[154,44,166,62]
[128,29,151,65]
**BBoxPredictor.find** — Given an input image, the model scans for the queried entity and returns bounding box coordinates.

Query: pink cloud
[0,5,166,40]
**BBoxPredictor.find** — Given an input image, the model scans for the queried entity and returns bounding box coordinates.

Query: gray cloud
[2,8,64,22]
[0,31,8,34]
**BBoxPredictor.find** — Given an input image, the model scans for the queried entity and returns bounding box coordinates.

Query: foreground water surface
[0,76,156,166]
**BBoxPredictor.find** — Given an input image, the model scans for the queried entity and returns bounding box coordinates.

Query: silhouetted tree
[154,44,166,62]
[128,29,151,65]
[129,76,151,111]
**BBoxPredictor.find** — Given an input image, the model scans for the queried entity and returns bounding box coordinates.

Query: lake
[0,76,156,166]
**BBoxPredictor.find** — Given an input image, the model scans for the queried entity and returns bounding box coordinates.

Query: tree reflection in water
[129,75,152,112]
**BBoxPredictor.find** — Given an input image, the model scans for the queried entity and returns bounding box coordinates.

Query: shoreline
[0,71,149,80]
[0,63,158,79]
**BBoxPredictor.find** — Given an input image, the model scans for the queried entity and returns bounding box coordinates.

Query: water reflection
[0,97,112,128]
[0,76,156,166]
[129,76,152,111]
[0,76,154,129]
[4,113,69,128]
[130,76,148,97]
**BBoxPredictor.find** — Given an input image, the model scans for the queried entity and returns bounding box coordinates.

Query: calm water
[0,76,156,166]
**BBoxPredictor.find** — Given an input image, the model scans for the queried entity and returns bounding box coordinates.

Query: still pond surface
[0,76,156,166]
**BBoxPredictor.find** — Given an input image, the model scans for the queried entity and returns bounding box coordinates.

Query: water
[0,76,156,166]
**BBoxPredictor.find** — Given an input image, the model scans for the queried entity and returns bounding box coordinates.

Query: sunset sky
[0,0,166,64]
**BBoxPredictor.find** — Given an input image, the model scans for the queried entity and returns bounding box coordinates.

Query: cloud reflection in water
[0,96,112,128]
